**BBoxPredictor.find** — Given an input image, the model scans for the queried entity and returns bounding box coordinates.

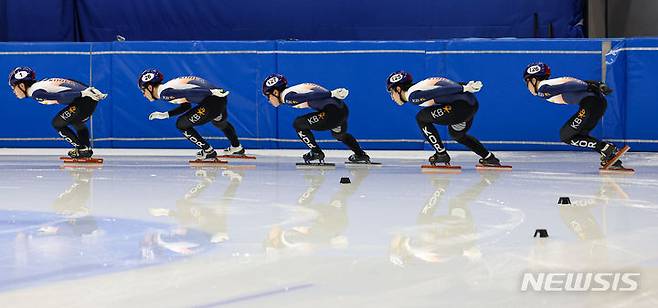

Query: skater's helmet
[523,63,551,82]
[262,74,287,96]
[138,69,164,90]
[386,71,413,91]
[8,66,36,87]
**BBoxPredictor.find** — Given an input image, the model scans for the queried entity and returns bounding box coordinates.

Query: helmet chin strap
[528,79,540,94]
[148,85,158,100]
[17,84,28,98]
[396,88,408,103]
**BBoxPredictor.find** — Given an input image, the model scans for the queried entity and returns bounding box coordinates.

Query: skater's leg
[176,104,216,152]
[292,107,342,152]
[448,119,490,158]
[52,99,95,148]
[71,99,98,148]
[416,107,447,154]
[212,120,241,148]
[71,122,91,147]
[559,96,608,152]
[329,107,366,156]
[209,99,242,148]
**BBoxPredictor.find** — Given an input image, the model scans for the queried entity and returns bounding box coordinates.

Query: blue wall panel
[105,41,277,149]
[275,41,433,150]
[436,40,604,151]
[1,38,657,151]
[0,43,91,147]
[623,39,658,151]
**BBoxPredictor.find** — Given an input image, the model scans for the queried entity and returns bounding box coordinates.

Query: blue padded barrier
[0,38,657,151]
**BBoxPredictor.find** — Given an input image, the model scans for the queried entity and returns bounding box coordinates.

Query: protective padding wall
[0,38,656,151]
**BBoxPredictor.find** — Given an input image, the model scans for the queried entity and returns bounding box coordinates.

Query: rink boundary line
[0,50,601,56]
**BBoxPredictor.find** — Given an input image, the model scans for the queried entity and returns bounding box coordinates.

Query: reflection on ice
[0,151,657,307]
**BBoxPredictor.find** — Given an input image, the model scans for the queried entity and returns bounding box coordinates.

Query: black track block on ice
[558,197,571,205]
[534,229,549,238]
[340,177,351,184]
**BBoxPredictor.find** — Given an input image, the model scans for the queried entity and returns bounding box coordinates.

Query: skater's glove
[81,87,108,101]
[462,81,483,93]
[210,88,230,97]
[148,111,169,120]
[330,88,349,100]
[599,83,613,95]
[585,80,614,96]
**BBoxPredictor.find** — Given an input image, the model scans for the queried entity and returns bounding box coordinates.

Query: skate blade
[599,167,635,174]
[602,145,630,169]
[421,164,462,174]
[345,161,382,168]
[217,154,256,160]
[296,162,336,170]
[190,164,256,170]
[60,157,104,165]
[189,159,228,166]
[475,164,512,171]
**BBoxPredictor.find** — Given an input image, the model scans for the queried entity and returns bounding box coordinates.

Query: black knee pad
[52,116,67,130]
[293,117,309,130]
[71,122,87,130]
[213,120,228,130]
[559,125,576,143]
[448,129,466,141]
[415,110,429,124]
[332,131,347,141]
[176,117,192,131]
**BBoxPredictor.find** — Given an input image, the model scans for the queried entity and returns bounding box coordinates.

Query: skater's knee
[415,110,430,124]
[332,131,348,141]
[559,126,576,143]
[71,122,86,130]
[212,120,228,130]
[52,116,67,130]
[176,117,192,131]
[448,129,465,141]
[293,117,309,130]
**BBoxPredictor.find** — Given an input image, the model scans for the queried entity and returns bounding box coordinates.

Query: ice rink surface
[0,149,657,308]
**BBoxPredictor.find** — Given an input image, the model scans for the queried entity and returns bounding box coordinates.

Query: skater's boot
[478,153,501,167]
[68,146,93,158]
[197,148,218,160]
[303,149,325,164]
[348,152,370,163]
[599,142,624,168]
[223,145,245,155]
[429,151,450,166]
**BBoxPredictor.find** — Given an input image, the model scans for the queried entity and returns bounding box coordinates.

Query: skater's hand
[148,111,169,120]
[599,83,613,95]
[81,87,108,101]
[331,88,349,100]
[210,88,230,97]
[585,80,614,96]
[462,81,483,93]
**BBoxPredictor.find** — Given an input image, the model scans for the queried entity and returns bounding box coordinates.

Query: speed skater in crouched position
[262,74,371,164]
[523,62,630,171]
[8,67,107,158]
[138,69,245,160]
[386,71,504,168]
